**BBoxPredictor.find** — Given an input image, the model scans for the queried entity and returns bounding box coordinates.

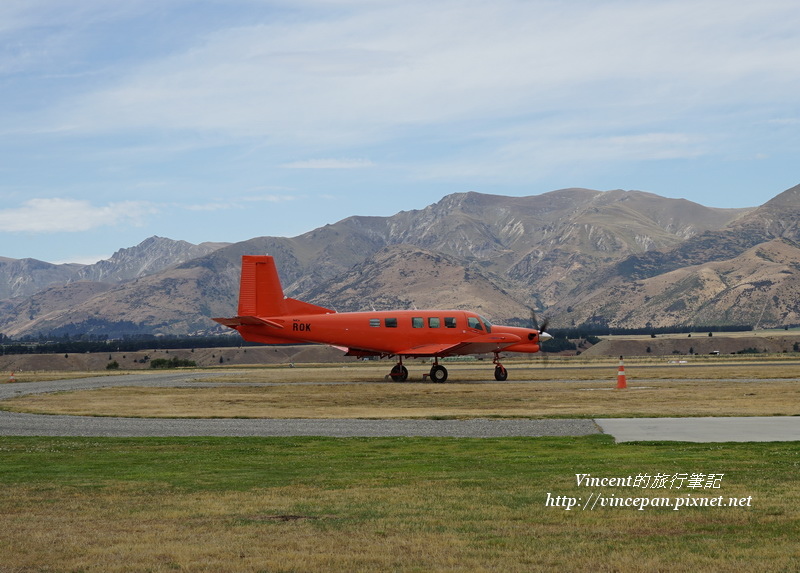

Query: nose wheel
[493,354,508,381]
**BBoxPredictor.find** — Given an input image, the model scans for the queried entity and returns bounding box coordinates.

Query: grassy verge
[0,435,798,572]
[5,378,799,418]
[200,359,800,382]
[2,370,129,383]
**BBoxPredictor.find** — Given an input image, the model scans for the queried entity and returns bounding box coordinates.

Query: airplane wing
[398,333,523,357]
[335,334,524,359]
[397,343,460,357]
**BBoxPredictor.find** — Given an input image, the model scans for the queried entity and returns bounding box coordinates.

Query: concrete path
[595,416,800,442]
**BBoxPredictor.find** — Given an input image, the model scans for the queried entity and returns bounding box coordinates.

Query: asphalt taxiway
[0,373,797,442]
[595,416,800,442]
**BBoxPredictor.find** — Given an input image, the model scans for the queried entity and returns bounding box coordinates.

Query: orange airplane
[214,255,552,381]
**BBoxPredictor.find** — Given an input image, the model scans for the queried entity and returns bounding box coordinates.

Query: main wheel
[429,364,448,383]
[390,364,408,382]
[494,365,508,381]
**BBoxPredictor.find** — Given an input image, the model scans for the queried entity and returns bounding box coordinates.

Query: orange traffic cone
[616,357,627,389]
[8,371,15,383]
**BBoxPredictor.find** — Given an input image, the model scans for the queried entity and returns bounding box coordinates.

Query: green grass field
[1,435,798,572]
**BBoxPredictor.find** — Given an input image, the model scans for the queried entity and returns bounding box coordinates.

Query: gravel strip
[0,373,600,438]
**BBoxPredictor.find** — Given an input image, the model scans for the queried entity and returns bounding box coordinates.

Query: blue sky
[1,0,799,264]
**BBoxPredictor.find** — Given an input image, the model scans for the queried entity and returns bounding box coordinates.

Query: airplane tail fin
[235,255,334,318]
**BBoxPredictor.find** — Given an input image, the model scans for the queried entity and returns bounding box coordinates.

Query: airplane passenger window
[428,317,440,328]
[444,317,457,328]
[385,318,398,328]
[412,317,424,328]
[467,317,483,330]
[370,319,380,327]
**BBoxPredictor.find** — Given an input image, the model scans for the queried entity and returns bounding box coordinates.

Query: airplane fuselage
[235,309,541,357]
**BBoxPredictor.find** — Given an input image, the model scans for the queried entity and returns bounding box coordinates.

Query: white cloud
[241,194,299,203]
[767,118,800,126]
[281,158,374,169]
[414,126,709,183]
[0,198,157,233]
[50,0,800,146]
[183,202,235,212]
[183,194,300,210]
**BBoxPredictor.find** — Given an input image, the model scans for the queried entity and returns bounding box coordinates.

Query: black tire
[494,365,508,381]
[390,364,408,382]
[430,364,448,383]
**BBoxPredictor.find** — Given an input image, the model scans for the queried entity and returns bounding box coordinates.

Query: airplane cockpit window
[479,315,493,333]
[385,318,398,328]
[467,316,483,331]
[428,317,441,328]
[444,317,457,328]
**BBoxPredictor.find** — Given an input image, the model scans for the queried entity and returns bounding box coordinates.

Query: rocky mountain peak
[762,183,800,208]
[75,237,228,284]
[728,184,800,242]
[1,237,229,302]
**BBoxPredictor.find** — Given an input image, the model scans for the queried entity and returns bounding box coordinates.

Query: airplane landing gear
[390,361,408,382]
[390,357,448,382]
[389,356,512,382]
[493,354,508,381]
[429,362,448,383]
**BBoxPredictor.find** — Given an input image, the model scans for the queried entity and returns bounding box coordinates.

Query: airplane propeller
[529,308,552,341]
[527,307,552,366]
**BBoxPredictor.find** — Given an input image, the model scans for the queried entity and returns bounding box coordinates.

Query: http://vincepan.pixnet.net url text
[545,473,753,511]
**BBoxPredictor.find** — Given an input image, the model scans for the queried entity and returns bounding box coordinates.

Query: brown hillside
[302,245,529,322]
[557,238,800,329]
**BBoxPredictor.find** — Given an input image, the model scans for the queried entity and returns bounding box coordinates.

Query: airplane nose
[539,331,553,342]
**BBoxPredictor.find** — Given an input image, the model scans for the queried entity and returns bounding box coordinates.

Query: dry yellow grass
[203,356,800,383]
[2,358,798,419]
[5,376,799,418]
[2,484,491,572]
[2,370,125,383]
[3,485,783,573]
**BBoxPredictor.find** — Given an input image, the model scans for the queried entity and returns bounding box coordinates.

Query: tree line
[0,333,258,355]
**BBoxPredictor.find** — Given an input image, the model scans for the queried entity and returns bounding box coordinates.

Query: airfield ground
[3,361,800,419]
[0,351,798,572]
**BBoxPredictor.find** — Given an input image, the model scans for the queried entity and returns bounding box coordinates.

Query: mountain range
[2,184,799,339]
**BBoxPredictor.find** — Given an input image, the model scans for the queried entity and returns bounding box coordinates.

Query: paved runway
[595,416,800,442]
[0,373,797,442]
